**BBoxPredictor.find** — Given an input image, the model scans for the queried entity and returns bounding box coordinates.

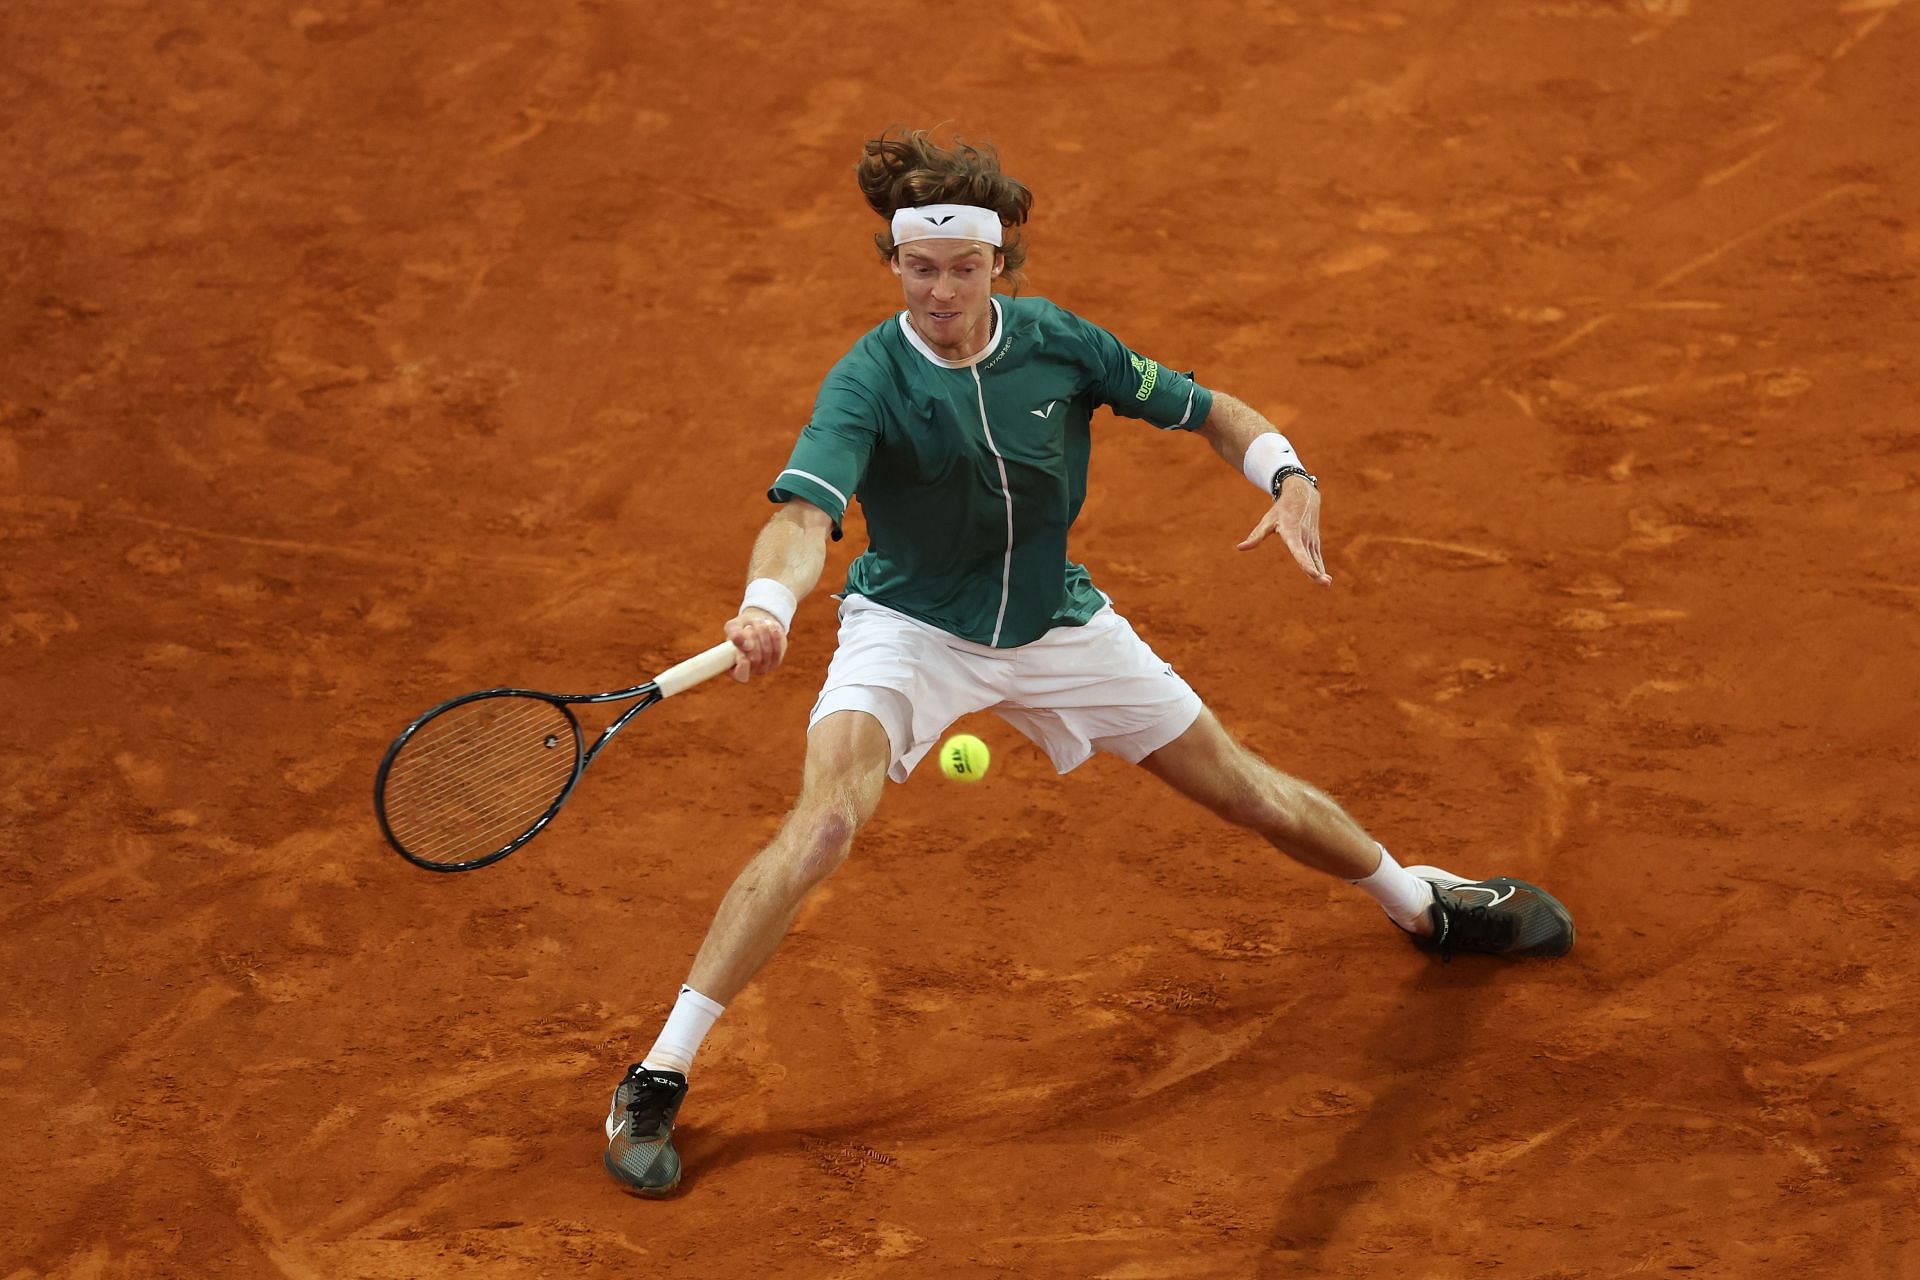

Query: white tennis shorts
[809,594,1203,782]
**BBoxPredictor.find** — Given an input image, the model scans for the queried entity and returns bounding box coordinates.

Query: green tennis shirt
[769,295,1213,648]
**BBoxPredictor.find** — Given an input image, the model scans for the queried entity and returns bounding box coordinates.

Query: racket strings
[382,697,580,864]
[388,730,572,828]
[389,701,574,812]
[388,742,576,857]
[386,703,563,809]
[398,698,559,770]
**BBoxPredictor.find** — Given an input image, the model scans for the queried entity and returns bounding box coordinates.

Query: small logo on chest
[1030,400,1059,419]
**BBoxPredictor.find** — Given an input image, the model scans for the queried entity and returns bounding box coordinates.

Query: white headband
[890,203,1004,248]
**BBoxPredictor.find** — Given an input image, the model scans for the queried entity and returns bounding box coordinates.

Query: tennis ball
[938,733,990,783]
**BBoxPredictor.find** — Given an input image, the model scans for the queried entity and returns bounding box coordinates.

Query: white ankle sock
[641,985,725,1076]
[1350,844,1433,932]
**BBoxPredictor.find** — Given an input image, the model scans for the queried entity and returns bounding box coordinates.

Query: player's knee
[785,801,861,890]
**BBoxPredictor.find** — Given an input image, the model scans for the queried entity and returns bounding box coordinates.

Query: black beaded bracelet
[1270,465,1318,498]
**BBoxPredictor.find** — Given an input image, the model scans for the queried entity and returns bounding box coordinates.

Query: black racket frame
[374,678,665,873]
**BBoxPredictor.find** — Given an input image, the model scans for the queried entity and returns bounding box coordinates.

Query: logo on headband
[927,214,956,225]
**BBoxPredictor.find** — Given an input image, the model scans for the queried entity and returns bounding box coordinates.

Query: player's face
[891,241,1003,360]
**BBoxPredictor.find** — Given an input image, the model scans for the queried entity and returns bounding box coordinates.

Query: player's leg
[988,615,1402,907]
[1135,706,1393,882]
[603,708,890,1198]
[1138,707,1574,958]
[605,597,991,1198]
[986,605,1573,961]
[685,708,892,1005]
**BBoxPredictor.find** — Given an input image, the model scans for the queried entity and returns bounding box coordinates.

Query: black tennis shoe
[603,1065,687,1197]
[1402,865,1576,959]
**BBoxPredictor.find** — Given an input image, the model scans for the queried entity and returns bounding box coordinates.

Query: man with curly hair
[602,128,1576,1198]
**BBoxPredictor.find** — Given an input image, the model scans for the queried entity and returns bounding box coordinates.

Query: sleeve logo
[1128,353,1160,401]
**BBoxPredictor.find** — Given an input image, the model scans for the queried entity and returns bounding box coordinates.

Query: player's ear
[889,252,904,279]
[992,251,1004,277]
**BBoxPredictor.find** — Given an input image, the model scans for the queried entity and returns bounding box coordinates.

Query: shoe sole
[1403,864,1577,957]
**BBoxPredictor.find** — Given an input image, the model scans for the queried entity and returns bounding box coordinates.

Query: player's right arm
[726,498,835,681]
[734,349,882,681]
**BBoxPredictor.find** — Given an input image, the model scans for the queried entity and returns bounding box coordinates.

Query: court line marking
[1346,534,1511,566]
[14,500,584,573]
[1652,183,1878,290]
[1530,729,1570,857]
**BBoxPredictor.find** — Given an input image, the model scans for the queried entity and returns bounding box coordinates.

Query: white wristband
[1241,432,1303,494]
[739,577,797,634]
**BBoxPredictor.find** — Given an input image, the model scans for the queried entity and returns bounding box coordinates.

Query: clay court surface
[5,1,1918,1276]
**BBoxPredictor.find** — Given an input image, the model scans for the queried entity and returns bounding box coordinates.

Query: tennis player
[603,128,1576,1197]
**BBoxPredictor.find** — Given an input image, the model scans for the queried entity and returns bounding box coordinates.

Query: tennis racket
[374,640,739,872]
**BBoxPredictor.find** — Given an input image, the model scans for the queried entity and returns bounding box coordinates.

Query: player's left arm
[1197,391,1331,587]
[1061,305,1328,585]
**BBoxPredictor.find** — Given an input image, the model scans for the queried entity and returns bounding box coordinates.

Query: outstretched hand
[1237,477,1332,586]
[723,608,789,682]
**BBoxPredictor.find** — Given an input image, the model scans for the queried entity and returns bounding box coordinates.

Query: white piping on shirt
[774,467,849,511]
[968,365,1015,647]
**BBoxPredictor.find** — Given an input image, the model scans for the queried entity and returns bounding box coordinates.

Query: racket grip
[653,640,741,698]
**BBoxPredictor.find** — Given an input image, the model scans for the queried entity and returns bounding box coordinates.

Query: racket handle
[653,640,741,698]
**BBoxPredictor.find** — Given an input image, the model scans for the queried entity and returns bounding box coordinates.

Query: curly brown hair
[855,126,1033,286]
